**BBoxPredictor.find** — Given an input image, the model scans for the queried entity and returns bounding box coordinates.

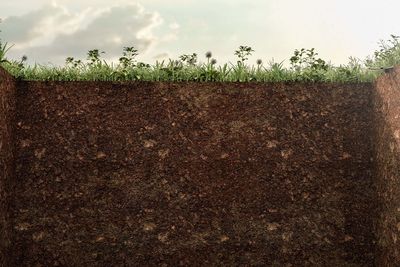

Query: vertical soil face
[374,67,400,266]
[10,80,376,266]
[0,67,16,267]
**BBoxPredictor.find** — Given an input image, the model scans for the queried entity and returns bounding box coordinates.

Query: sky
[0,0,399,66]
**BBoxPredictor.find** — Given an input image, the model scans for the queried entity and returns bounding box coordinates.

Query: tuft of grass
[0,42,12,64]
[0,19,12,64]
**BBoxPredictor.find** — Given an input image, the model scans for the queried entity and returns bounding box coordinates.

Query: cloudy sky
[0,0,399,66]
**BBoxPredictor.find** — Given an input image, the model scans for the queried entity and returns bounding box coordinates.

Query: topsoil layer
[11,79,376,266]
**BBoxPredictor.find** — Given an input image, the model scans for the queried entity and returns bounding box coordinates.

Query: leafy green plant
[119,46,139,68]
[290,48,328,71]
[179,53,198,66]
[87,49,105,66]
[334,57,363,82]
[231,46,255,81]
[235,45,254,67]
[65,57,83,68]
[365,35,400,69]
[289,48,328,81]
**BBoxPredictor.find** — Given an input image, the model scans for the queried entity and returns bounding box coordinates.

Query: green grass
[1,30,399,83]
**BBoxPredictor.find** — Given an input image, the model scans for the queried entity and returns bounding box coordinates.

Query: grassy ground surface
[1,30,400,82]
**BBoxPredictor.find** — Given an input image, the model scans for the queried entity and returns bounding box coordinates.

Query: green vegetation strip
[1,20,400,82]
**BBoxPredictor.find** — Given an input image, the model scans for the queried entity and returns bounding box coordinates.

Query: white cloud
[1,2,175,65]
[1,2,84,48]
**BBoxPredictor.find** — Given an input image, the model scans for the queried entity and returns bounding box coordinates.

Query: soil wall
[373,67,400,266]
[6,77,376,266]
[0,67,16,267]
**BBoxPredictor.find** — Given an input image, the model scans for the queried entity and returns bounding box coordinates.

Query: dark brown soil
[0,67,16,267]
[1,65,398,266]
[373,68,400,265]
[12,79,376,266]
